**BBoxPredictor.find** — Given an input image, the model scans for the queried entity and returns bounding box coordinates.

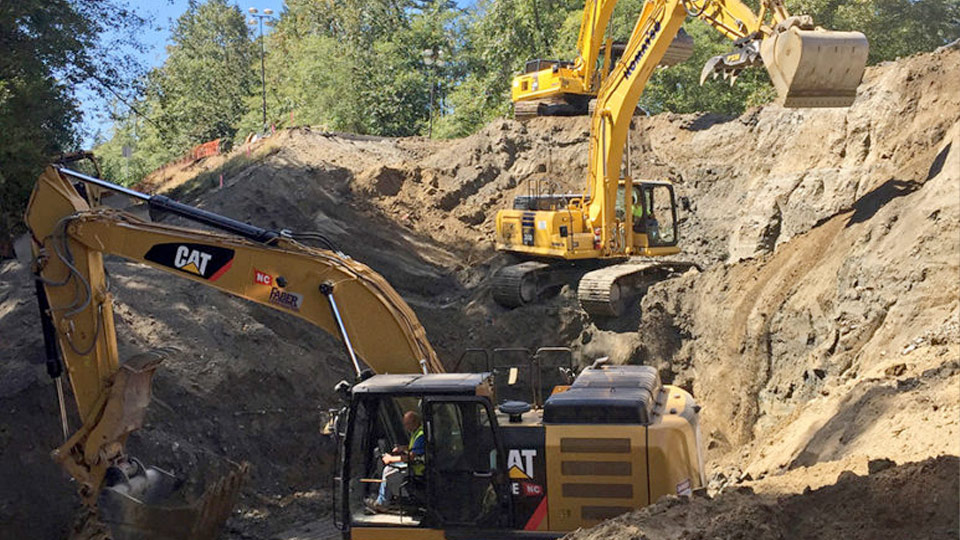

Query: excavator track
[492,261,582,308]
[513,97,589,121]
[492,262,550,307]
[578,260,697,317]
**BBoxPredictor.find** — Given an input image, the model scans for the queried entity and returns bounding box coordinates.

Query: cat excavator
[495,0,869,316]
[511,0,695,119]
[26,166,704,538]
[26,166,441,538]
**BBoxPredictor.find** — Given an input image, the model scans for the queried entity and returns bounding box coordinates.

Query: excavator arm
[25,166,441,538]
[511,0,695,117]
[586,0,868,248]
[573,0,620,90]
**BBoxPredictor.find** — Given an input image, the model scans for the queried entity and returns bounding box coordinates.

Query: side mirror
[320,408,339,437]
[334,380,351,402]
[680,196,691,212]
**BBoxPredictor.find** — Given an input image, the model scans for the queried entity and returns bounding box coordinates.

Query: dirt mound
[1,47,957,539]
[637,95,960,476]
[563,456,958,540]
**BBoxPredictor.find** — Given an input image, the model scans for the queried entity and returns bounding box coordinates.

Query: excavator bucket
[98,460,248,540]
[57,348,249,539]
[760,25,869,108]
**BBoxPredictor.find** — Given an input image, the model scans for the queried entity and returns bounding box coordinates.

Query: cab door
[423,397,510,529]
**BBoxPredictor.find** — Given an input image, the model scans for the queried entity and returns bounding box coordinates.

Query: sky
[79,0,286,145]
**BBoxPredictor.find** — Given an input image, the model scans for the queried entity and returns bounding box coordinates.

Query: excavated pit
[0,47,957,538]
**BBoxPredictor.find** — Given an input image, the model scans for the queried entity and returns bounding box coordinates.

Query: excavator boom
[25,166,441,538]
[496,0,868,315]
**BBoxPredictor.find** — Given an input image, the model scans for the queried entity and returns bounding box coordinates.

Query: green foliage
[97,0,258,186]
[153,0,258,147]
[638,22,777,115]
[791,0,960,63]
[0,0,145,247]
[447,0,959,124]
[88,0,960,193]
[242,0,457,137]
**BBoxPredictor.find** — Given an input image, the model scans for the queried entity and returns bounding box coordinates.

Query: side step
[578,261,698,317]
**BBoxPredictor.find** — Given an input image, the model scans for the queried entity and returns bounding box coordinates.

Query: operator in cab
[367,410,425,512]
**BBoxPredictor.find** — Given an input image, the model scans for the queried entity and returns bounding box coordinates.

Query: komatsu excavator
[512,0,695,119]
[27,166,704,538]
[495,0,869,316]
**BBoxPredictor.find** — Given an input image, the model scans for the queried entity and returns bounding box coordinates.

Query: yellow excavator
[26,165,440,538]
[511,0,695,119]
[495,0,869,316]
[27,166,704,538]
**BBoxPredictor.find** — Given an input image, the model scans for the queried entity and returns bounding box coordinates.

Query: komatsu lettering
[624,20,662,78]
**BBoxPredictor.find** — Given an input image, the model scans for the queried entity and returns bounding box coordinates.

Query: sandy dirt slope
[0,47,957,539]
[563,456,958,540]
[637,90,960,470]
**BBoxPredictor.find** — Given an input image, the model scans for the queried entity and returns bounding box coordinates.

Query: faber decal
[144,243,234,281]
[268,287,303,311]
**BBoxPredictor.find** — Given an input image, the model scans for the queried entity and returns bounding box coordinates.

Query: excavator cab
[336,364,705,536]
[338,374,510,531]
[615,180,679,251]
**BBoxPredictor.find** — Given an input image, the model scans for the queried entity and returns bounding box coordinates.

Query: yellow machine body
[510,0,696,117]
[338,365,704,538]
[495,180,681,259]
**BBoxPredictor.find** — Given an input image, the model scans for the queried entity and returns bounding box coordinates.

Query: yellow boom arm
[586,0,868,250]
[25,166,441,510]
[573,0,621,91]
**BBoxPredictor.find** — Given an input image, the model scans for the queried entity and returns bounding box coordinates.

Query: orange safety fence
[130,138,222,193]
[189,139,221,161]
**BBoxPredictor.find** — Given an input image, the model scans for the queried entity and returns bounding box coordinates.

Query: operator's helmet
[632,191,639,204]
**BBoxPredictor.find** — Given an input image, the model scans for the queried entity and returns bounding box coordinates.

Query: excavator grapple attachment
[98,460,248,540]
[760,22,869,108]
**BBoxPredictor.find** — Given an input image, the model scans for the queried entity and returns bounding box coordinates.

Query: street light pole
[421,48,445,139]
[249,8,275,131]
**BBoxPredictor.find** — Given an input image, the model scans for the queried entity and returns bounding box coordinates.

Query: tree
[95,0,259,187]
[441,0,581,136]
[794,0,960,63]
[151,0,258,150]
[234,0,461,137]
[444,0,959,128]
[0,0,146,254]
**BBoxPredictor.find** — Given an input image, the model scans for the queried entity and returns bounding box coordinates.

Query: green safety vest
[408,426,425,476]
